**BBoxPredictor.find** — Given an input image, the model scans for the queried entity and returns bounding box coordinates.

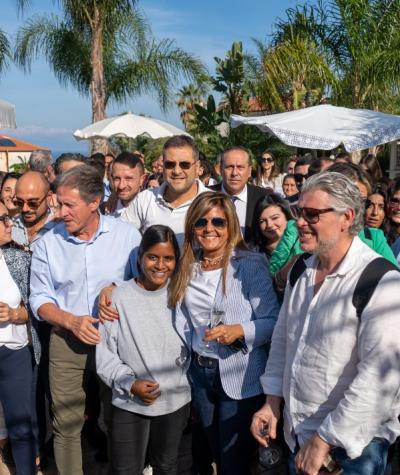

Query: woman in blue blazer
[170,192,280,475]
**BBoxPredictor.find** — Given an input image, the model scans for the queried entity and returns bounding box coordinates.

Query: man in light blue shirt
[30,165,141,475]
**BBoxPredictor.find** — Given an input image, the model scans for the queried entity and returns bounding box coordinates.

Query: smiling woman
[169,191,280,475]
[251,193,292,258]
[96,225,191,475]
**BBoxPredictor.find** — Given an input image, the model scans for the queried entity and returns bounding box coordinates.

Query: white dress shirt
[120,180,209,246]
[221,184,247,236]
[261,237,400,458]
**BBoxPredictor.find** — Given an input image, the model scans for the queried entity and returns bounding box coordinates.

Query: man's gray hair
[301,172,364,235]
[29,150,52,172]
[55,164,104,203]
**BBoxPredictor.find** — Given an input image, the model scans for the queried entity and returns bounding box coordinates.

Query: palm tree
[272,0,400,111]
[246,17,336,113]
[14,1,207,150]
[0,28,11,78]
[176,83,206,129]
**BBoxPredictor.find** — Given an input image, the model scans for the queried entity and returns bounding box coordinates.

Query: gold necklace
[200,254,224,269]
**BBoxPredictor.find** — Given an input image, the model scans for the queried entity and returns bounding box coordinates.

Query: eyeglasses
[0,214,11,226]
[389,198,400,208]
[163,160,197,170]
[14,195,47,210]
[194,217,227,229]
[291,206,335,224]
[260,157,274,163]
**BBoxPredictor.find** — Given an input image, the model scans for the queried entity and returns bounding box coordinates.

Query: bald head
[16,171,50,195]
[15,171,51,226]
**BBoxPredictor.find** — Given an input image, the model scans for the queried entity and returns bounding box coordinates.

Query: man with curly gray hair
[252,172,400,475]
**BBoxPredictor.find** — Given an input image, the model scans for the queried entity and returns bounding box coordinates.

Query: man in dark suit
[209,146,271,243]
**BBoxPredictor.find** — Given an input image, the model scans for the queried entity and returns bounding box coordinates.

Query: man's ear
[89,196,101,212]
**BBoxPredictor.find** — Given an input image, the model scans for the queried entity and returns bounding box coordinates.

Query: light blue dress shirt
[30,214,141,319]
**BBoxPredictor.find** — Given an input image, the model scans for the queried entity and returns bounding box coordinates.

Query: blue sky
[0,0,300,155]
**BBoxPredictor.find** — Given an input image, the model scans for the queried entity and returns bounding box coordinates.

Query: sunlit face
[221,150,252,195]
[259,205,288,246]
[139,241,176,291]
[111,163,143,204]
[163,146,199,195]
[365,193,385,229]
[15,181,49,225]
[57,186,100,237]
[0,178,18,213]
[388,190,400,225]
[297,189,350,254]
[282,177,298,197]
[193,206,229,257]
[0,202,12,246]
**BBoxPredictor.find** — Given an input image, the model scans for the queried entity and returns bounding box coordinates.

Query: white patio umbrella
[231,104,400,152]
[73,112,189,141]
[0,99,16,129]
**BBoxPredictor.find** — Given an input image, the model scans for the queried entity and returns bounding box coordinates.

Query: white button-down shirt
[120,180,209,246]
[261,237,400,458]
[221,184,247,236]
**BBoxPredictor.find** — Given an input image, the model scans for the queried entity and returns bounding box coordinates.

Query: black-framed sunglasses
[0,214,11,225]
[163,160,197,170]
[194,217,227,229]
[294,173,308,183]
[260,157,274,163]
[291,206,335,224]
[13,195,47,210]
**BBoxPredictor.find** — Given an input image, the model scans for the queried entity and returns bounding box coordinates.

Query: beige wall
[0,151,32,172]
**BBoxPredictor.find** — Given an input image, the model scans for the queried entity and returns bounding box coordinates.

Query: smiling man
[103,152,145,216]
[12,171,56,250]
[30,165,141,475]
[210,146,270,243]
[121,135,208,245]
[252,172,400,475]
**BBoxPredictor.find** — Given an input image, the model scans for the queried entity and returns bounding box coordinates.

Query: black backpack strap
[289,253,312,287]
[363,227,372,240]
[352,257,399,320]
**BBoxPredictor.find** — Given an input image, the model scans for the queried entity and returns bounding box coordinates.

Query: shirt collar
[155,179,206,207]
[221,183,248,203]
[305,236,360,277]
[63,212,110,243]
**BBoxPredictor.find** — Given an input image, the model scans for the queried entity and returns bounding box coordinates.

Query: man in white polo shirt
[121,135,208,245]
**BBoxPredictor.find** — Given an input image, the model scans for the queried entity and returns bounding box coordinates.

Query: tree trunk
[90,7,108,154]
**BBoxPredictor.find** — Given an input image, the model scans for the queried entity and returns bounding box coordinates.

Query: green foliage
[14,2,207,112]
[212,41,250,114]
[0,29,12,78]
[112,135,167,168]
[9,156,28,173]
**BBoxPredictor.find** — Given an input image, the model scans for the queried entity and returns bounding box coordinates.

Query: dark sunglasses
[194,217,227,229]
[260,157,274,163]
[291,206,335,224]
[14,195,47,210]
[164,160,197,170]
[0,214,11,225]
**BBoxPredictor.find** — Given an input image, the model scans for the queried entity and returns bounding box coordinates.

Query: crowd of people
[0,136,399,475]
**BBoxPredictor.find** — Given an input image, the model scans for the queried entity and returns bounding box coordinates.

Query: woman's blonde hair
[169,191,247,308]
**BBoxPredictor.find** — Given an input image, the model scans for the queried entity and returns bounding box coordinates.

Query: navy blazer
[174,250,280,400]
